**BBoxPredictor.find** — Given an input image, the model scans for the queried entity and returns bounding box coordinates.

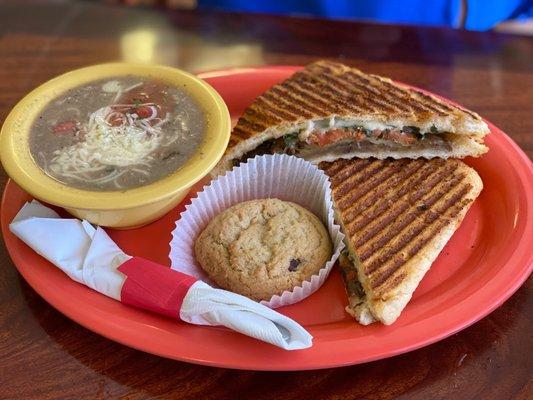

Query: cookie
[194,198,332,301]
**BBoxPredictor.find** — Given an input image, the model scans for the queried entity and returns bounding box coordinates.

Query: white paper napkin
[9,201,312,350]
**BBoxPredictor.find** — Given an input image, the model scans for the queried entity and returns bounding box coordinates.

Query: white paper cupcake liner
[169,154,345,308]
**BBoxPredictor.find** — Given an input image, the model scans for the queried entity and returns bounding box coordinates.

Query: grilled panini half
[213,60,489,175]
[320,158,483,325]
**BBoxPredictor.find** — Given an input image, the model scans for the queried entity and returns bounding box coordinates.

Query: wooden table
[0,1,531,398]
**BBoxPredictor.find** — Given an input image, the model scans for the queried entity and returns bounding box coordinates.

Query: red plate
[1,67,532,370]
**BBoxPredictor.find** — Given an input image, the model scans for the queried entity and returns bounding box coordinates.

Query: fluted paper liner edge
[169,154,345,308]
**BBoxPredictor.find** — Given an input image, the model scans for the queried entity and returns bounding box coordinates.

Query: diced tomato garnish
[52,121,77,134]
[135,106,153,119]
[388,130,417,144]
[125,85,167,114]
[307,129,364,147]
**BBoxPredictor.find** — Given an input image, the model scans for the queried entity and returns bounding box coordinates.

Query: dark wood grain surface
[0,1,531,399]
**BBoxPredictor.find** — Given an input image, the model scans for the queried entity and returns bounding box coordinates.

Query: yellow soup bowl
[0,63,230,228]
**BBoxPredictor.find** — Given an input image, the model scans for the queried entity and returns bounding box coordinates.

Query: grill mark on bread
[330,72,382,97]
[323,157,468,277]
[412,90,455,113]
[241,105,283,129]
[232,127,251,140]
[305,62,344,76]
[348,159,455,230]
[344,71,442,116]
[334,160,440,225]
[263,89,315,119]
[237,113,269,133]
[376,272,407,298]
[455,105,481,120]
[335,160,409,210]
[296,78,363,115]
[229,126,251,147]
[334,160,385,204]
[275,84,327,116]
[238,112,271,130]
[298,70,373,111]
[283,79,354,115]
[322,156,481,324]
[253,97,297,124]
[312,73,396,113]
[319,159,344,176]
[341,72,413,113]
[322,61,345,72]
[366,182,469,276]
[227,60,488,154]
[341,159,432,226]
[370,187,471,292]
[325,158,375,185]
[332,159,379,186]
[298,77,366,116]
[292,79,347,114]
[406,91,454,116]
[343,72,382,95]
[377,78,453,115]
[365,72,456,116]
[356,171,464,259]
[369,76,408,97]
[260,91,315,120]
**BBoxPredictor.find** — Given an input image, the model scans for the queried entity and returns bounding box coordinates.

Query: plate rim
[1,66,532,370]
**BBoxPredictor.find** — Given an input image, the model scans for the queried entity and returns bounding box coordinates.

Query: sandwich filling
[338,250,375,325]
[233,124,453,166]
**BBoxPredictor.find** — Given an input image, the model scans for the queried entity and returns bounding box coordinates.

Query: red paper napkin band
[118,257,198,319]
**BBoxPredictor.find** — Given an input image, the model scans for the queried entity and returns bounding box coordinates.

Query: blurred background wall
[107,0,533,33]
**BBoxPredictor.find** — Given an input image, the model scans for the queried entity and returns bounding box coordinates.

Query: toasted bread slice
[213,60,489,175]
[320,158,483,325]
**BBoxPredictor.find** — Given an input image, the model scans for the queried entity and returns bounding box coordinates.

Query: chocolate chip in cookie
[288,258,301,272]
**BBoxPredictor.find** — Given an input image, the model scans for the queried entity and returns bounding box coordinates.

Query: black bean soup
[29,76,205,191]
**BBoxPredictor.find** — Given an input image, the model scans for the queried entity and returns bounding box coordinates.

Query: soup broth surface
[29,76,205,191]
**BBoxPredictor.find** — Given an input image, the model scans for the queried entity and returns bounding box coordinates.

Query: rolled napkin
[10,200,312,350]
